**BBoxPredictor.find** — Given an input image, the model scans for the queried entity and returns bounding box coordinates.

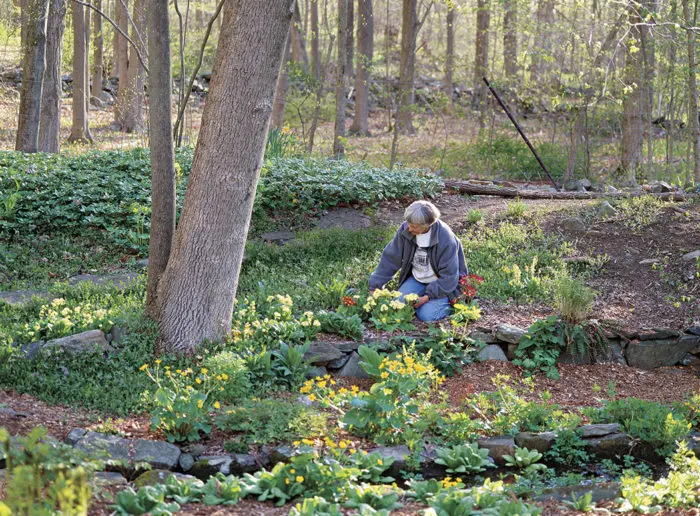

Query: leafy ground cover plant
[316,310,365,340]
[362,288,417,332]
[434,443,494,474]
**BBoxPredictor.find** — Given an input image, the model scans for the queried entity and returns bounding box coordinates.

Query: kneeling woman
[369,200,468,322]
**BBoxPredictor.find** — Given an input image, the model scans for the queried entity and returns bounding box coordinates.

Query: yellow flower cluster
[378,354,429,376]
[23,298,114,339]
[299,374,337,394]
[441,476,463,489]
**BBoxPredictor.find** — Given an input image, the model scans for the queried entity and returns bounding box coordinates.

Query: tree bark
[156,0,294,354]
[503,0,517,80]
[396,0,417,134]
[91,0,103,100]
[15,0,49,152]
[68,0,92,142]
[529,0,554,88]
[346,0,354,77]
[291,1,310,72]
[145,0,176,319]
[120,0,147,132]
[271,33,292,129]
[114,0,129,125]
[333,0,348,157]
[350,0,372,135]
[472,0,490,111]
[442,1,454,110]
[38,0,66,153]
[84,3,90,110]
[683,0,700,185]
[310,0,320,79]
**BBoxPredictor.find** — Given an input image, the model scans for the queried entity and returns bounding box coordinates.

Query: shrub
[505,198,527,218]
[201,351,250,403]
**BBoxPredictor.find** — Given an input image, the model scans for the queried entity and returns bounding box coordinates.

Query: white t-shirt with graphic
[412,229,438,283]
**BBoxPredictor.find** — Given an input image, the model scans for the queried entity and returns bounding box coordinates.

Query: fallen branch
[443,181,690,201]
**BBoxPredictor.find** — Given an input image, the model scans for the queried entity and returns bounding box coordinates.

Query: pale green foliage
[553,275,596,323]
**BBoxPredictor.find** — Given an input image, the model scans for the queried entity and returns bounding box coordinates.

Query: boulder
[625,338,699,369]
[336,352,370,378]
[495,324,525,345]
[228,453,259,475]
[681,250,700,262]
[583,433,633,459]
[65,428,88,446]
[93,472,128,487]
[649,181,673,193]
[133,439,181,470]
[304,366,328,379]
[637,328,682,341]
[0,290,52,306]
[0,407,28,418]
[190,455,233,480]
[263,444,297,464]
[476,436,515,466]
[596,201,617,218]
[327,353,352,370]
[468,330,497,344]
[179,453,195,472]
[687,326,700,337]
[477,344,508,362]
[303,343,344,365]
[368,445,411,479]
[560,217,586,233]
[23,330,113,358]
[73,431,130,462]
[577,424,621,438]
[335,341,360,353]
[514,431,557,454]
[680,335,700,355]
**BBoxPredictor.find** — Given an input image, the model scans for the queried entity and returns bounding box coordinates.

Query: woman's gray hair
[404,200,441,227]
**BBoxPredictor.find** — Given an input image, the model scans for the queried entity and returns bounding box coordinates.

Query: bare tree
[350,0,373,134]
[38,0,67,153]
[529,0,554,87]
[503,0,517,80]
[271,34,292,129]
[333,0,348,156]
[442,0,454,111]
[310,0,320,79]
[346,0,354,76]
[119,0,147,132]
[145,0,176,319]
[472,0,490,111]
[15,0,49,152]
[682,0,700,185]
[68,0,92,142]
[90,0,103,100]
[396,0,418,134]
[114,0,129,125]
[291,1,310,72]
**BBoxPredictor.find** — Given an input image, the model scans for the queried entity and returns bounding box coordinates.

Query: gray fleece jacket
[369,220,468,300]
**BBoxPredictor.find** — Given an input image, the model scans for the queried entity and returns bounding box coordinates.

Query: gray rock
[681,250,700,261]
[68,272,140,289]
[305,366,328,379]
[336,352,369,378]
[134,470,198,488]
[577,178,593,190]
[468,330,496,344]
[495,324,525,344]
[596,200,617,218]
[534,482,621,503]
[688,432,700,457]
[578,423,621,438]
[133,439,181,470]
[263,445,296,464]
[560,217,587,233]
[303,342,344,365]
[73,431,130,462]
[0,290,52,306]
[179,453,195,472]
[477,344,508,362]
[136,258,149,268]
[65,428,87,446]
[514,432,557,454]
[316,208,372,230]
[190,455,233,480]
[229,454,259,475]
[181,443,207,456]
[93,471,128,487]
[637,328,682,341]
[369,445,411,478]
[477,436,515,466]
[625,338,699,369]
[506,342,518,360]
[687,326,700,337]
[110,326,124,347]
[584,433,633,459]
[606,185,620,194]
[24,330,113,358]
[335,341,360,353]
[259,231,295,245]
[650,180,673,193]
[327,353,352,370]
[0,407,28,418]
[680,335,700,355]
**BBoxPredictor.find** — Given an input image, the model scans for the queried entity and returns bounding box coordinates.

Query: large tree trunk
[38,0,66,153]
[503,0,517,80]
[156,0,294,354]
[442,2,454,111]
[114,0,129,125]
[472,0,490,111]
[350,0,372,135]
[620,0,655,186]
[396,0,417,134]
[67,0,92,142]
[15,0,49,152]
[271,33,292,129]
[683,0,700,185]
[333,0,348,157]
[91,0,104,100]
[346,0,354,77]
[120,0,147,132]
[145,0,176,319]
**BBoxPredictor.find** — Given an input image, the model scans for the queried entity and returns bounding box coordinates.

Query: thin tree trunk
[145,0,176,319]
[346,0,354,77]
[121,0,146,132]
[442,2,454,110]
[503,0,517,80]
[683,0,700,185]
[271,33,292,130]
[91,0,103,100]
[529,0,554,88]
[156,0,294,354]
[396,0,417,134]
[472,0,490,111]
[16,0,49,152]
[350,0,372,135]
[291,1,310,72]
[114,0,129,125]
[333,0,348,157]
[38,0,66,153]
[310,0,320,79]
[68,0,92,142]
[84,3,90,110]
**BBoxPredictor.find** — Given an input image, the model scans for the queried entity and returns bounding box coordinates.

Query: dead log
[443,181,689,201]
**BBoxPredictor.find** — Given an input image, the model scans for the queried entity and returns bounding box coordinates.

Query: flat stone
[305,365,328,379]
[0,407,29,418]
[24,330,113,359]
[468,330,497,344]
[263,444,296,464]
[638,259,660,265]
[495,324,525,344]
[181,443,207,456]
[259,231,294,245]
[93,471,128,487]
[584,433,633,459]
[477,436,515,466]
[369,445,410,479]
[229,453,259,475]
[190,455,233,480]
[680,335,700,355]
[687,326,700,337]
[73,431,130,462]
[534,482,621,503]
[65,428,87,446]
[637,328,682,341]
[477,344,508,362]
[625,338,699,369]
[133,439,181,470]
[336,352,369,378]
[133,470,198,488]
[335,341,360,353]
[596,201,617,218]
[560,217,586,232]
[327,353,352,370]
[650,180,673,193]
[68,272,140,289]
[179,453,195,472]
[303,342,344,365]
[316,208,372,230]
[0,290,52,306]
[514,431,557,454]
[681,250,700,261]
[578,424,621,438]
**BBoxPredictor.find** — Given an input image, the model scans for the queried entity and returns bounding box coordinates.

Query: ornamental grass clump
[363,289,417,332]
[141,361,226,442]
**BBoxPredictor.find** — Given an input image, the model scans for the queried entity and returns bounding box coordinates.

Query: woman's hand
[414,295,429,309]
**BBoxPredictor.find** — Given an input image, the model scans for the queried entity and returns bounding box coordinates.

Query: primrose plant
[363,289,417,332]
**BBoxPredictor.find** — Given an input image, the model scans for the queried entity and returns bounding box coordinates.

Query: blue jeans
[398,276,452,322]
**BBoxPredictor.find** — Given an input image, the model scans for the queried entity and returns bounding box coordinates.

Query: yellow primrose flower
[380,372,389,379]
[290,468,296,474]
[285,478,290,485]
[200,368,208,375]
[308,394,317,402]
[383,388,392,395]
[139,364,148,371]
[197,399,204,409]
[213,401,221,409]
[196,378,202,384]
[155,359,162,365]
[296,476,304,483]
[302,438,315,445]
